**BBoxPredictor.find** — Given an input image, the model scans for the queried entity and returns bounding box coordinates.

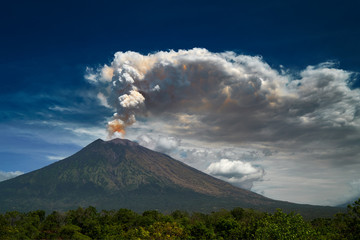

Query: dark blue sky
[2,0,360,162]
[2,0,360,67]
[1,0,360,204]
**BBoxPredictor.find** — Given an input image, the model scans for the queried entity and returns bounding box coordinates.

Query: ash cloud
[87,48,360,203]
[87,48,359,149]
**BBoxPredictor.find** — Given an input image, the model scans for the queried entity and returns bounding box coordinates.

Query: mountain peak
[106,138,139,147]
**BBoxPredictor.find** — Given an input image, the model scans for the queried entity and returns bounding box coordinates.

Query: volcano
[0,138,341,217]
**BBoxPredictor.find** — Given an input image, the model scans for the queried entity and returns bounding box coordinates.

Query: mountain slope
[0,138,342,218]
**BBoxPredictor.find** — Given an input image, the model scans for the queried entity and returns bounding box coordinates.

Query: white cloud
[84,67,97,82]
[100,64,114,82]
[137,134,181,154]
[97,92,111,108]
[0,170,24,182]
[206,159,264,189]
[207,159,260,176]
[118,90,145,108]
[156,136,181,153]
[46,155,66,161]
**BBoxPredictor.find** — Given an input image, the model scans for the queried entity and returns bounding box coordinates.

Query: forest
[0,199,359,240]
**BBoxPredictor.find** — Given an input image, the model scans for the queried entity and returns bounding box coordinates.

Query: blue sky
[1,0,360,205]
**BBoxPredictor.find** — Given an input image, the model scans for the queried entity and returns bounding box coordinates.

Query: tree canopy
[0,198,359,239]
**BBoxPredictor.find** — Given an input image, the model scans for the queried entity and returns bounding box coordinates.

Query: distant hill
[337,197,360,208]
[0,138,343,218]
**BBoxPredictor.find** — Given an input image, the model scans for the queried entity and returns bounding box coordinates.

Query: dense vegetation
[0,198,359,239]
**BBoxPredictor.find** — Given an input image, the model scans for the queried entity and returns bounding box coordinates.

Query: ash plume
[86,48,360,205]
[86,48,359,148]
[86,48,289,137]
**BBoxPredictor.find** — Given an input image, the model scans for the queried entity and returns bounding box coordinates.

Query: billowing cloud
[87,48,360,205]
[118,89,145,108]
[88,48,359,146]
[207,159,260,177]
[0,170,23,182]
[206,159,265,189]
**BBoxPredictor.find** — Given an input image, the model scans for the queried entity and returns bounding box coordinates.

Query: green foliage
[326,198,360,240]
[141,210,164,225]
[189,221,215,239]
[59,224,91,240]
[343,199,360,239]
[231,207,245,220]
[170,210,190,226]
[39,211,65,239]
[215,217,243,239]
[66,206,102,239]
[311,217,342,239]
[255,209,318,239]
[146,221,185,239]
[0,199,359,239]
[114,208,138,227]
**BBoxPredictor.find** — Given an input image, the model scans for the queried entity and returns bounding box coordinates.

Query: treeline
[0,199,359,240]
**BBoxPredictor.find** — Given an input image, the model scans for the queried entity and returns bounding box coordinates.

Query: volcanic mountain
[0,138,341,217]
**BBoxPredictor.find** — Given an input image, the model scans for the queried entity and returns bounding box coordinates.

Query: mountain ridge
[0,138,343,218]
